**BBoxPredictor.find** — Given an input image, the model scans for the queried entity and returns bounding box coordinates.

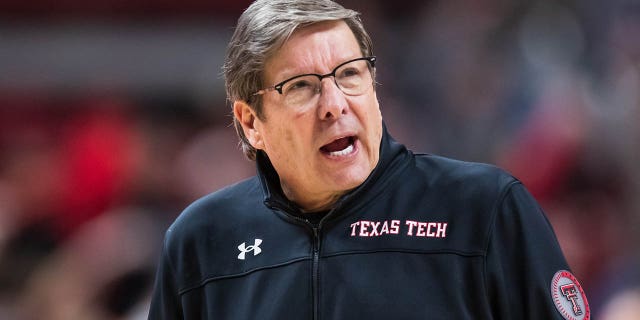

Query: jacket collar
[257,122,410,216]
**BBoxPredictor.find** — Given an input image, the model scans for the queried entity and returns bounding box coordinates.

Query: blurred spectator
[0,103,67,317]
[600,289,640,320]
[0,96,252,318]
[17,206,163,320]
[56,99,145,238]
[175,126,254,200]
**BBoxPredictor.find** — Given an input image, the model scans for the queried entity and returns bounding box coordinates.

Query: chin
[328,166,371,191]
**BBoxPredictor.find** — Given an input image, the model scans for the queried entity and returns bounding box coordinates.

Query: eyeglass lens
[280,59,372,107]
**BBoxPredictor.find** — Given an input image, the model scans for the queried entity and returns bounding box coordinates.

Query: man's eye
[338,67,361,78]
[286,80,313,91]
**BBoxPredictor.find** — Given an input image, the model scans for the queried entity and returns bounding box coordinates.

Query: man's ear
[233,100,264,150]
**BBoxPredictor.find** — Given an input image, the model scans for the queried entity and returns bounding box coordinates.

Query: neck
[281,182,346,213]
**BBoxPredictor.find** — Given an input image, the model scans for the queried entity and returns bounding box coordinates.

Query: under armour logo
[237,239,262,260]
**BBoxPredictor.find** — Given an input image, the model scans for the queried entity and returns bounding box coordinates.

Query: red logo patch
[551,270,590,320]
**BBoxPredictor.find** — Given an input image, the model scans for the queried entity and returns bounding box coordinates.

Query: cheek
[360,95,382,131]
[263,125,301,158]
[261,107,313,154]
[283,130,297,149]
[371,92,382,119]
[361,97,383,154]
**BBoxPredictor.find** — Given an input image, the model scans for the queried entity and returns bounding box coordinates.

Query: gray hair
[223,0,374,160]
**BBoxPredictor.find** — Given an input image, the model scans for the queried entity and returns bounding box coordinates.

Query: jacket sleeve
[484,182,576,319]
[148,232,183,320]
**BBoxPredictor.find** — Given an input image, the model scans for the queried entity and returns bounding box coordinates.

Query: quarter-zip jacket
[148,125,580,319]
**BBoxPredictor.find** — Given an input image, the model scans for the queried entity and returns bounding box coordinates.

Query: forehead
[264,20,362,83]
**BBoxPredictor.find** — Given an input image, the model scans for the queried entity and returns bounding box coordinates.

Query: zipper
[265,201,321,320]
[265,200,335,320]
[312,226,320,320]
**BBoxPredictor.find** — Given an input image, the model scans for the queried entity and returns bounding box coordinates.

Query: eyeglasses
[252,56,376,108]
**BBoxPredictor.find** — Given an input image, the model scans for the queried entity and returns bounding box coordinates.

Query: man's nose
[317,78,348,120]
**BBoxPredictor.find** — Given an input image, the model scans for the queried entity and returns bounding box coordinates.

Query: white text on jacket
[350,220,448,238]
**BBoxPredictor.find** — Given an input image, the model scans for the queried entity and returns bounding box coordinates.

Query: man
[148,0,590,319]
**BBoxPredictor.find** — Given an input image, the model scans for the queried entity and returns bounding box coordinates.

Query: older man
[148,1,589,319]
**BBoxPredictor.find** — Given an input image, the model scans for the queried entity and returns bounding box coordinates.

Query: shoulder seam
[482,179,521,255]
[481,179,520,305]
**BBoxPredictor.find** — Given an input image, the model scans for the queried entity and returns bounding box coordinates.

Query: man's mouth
[320,136,357,157]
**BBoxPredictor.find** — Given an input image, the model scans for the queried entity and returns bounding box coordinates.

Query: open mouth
[320,136,357,157]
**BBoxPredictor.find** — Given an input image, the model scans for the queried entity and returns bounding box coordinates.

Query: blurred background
[0,0,638,319]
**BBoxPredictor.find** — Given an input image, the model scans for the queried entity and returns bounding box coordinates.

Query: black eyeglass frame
[252,56,377,96]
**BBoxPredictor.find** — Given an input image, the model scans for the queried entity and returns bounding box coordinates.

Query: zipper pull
[312,227,321,253]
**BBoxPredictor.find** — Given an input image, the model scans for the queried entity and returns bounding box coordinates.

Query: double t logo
[238,239,263,260]
[560,284,582,316]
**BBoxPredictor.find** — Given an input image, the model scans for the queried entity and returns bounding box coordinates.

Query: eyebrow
[269,56,360,85]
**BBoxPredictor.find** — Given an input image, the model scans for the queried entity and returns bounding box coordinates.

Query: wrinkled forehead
[263,20,362,85]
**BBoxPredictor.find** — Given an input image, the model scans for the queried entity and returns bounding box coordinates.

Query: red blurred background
[0,0,638,319]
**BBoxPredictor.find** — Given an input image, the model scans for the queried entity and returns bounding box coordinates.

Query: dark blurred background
[0,0,638,319]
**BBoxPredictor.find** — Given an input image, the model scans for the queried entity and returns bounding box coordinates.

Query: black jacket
[148,127,587,319]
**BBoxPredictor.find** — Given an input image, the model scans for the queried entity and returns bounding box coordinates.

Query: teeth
[328,143,354,157]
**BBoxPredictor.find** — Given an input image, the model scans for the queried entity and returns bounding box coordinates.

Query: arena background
[0,0,638,318]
